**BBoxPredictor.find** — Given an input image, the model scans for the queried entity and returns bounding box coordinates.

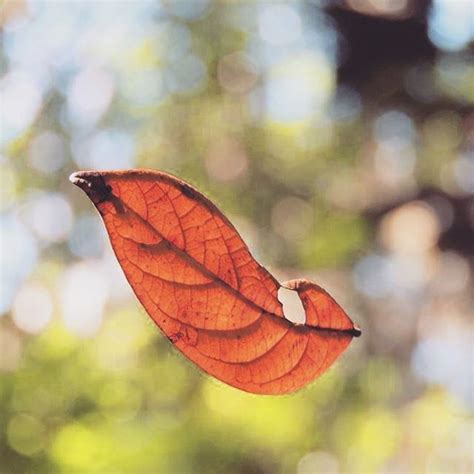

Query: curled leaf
[70,169,360,394]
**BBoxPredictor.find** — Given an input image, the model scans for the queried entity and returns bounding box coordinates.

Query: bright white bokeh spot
[68,214,106,259]
[388,255,430,292]
[353,254,393,299]
[12,283,52,334]
[100,247,134,304]
[354,252,431,299]
[59,262,109,337]
[265,52,334,123]
[0,70,42,143]
[258,4,302,46]
[23,193,74,243]
[0,214,38,314]
[28,131,66,174]
[71,129,135,170]
[429,0,474,51]
[67,67,115,128]
[412,327,474,408]
[3,0,82,71]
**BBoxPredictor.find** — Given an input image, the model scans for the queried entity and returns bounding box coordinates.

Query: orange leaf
[70,169,360,394]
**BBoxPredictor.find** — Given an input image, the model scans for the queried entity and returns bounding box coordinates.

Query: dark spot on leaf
[168,332,184,344]
[180,183,198,200]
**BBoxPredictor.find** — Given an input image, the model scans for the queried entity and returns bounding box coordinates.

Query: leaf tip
[69,171,92,188]
[69,171,112,205]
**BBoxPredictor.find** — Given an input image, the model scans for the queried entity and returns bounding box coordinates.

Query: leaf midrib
[105,191,357,336]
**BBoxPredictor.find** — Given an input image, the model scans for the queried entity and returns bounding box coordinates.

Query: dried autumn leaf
[70,169,360,395]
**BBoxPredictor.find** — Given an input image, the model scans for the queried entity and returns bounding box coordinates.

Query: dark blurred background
[1,0,473,473]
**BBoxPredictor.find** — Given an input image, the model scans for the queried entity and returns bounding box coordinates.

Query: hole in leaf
[278,286,305,325]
